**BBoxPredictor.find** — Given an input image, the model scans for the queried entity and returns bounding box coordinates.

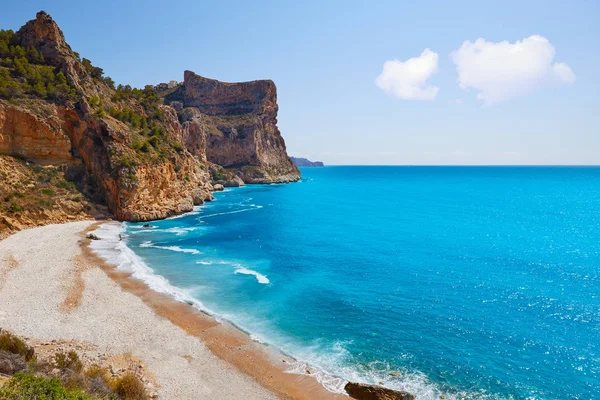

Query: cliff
[0,11,300,235]
[165,71,300,183]
[290,156,324,167]
[0,11,213,227]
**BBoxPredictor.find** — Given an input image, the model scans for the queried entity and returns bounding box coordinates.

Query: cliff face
[0,101,73,164]
[1,11,299,231]
[166,71,300,183]
[0,12,213,223]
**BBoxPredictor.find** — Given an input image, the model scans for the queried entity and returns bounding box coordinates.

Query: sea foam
[89,222,209,312]
[233,265,270,284]
[139,241,202,254]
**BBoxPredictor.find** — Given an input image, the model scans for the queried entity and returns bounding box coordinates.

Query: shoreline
[0,219,347,399]
[83,221,348,400]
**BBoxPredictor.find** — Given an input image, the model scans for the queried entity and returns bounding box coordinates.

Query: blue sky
[2,0,599,165]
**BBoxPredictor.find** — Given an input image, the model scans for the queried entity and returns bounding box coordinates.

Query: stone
[344,382,415,400]
[213,184,224,191]
[166,71,300,184]
[86,233,100,240]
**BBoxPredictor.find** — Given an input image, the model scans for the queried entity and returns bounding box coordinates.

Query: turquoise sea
[93,167,600,399]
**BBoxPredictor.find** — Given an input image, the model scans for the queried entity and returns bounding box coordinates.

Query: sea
[91,166,600,399]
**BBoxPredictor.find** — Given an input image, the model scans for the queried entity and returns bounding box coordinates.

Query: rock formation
[345,382,415,400]
[165,71,300,183]
[1,12,303,232]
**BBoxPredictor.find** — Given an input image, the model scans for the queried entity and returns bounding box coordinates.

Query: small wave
[165,205,203,220]
[139,241,202,255]
[88,222,209,312]
[285,360,347,393]
[129,226,201,236]
[196,261,213,265]
[234,266,270,284]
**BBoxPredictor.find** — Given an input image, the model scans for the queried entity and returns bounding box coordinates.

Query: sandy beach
[0,221,347,399]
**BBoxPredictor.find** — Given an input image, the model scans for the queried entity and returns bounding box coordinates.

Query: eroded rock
[345,382,415,400]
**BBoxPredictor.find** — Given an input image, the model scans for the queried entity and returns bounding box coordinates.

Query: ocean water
[93,167,600,399]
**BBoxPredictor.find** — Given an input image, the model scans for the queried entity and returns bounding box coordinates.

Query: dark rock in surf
[344,382,415,400]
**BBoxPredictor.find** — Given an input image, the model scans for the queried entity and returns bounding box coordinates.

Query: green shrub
[7,201,22,214]
[53,351,83,373]
[38,199,52,208]
[0,332,33,361]
[0,372,92,400]
[41,188,55,196]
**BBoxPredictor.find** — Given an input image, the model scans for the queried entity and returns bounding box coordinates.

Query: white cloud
[375,49,440,100]
[451,35,575,104]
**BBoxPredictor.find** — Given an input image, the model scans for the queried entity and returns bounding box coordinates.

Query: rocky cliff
[0,11,213,227]
[165,71,300,183]
[0,11,299,235]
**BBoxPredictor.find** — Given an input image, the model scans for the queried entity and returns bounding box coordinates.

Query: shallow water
[112,167,600,399]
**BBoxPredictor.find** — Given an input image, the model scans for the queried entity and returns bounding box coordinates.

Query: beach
[0,220,346,399]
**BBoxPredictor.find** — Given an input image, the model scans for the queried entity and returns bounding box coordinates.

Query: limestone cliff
[1,11,299,232]
[165,71,300,183]
[0,12,213,223]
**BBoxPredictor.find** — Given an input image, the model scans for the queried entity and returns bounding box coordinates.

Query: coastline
[0,220,347,399]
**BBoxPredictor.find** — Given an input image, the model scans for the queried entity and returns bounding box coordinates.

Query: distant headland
[290,156,324,167]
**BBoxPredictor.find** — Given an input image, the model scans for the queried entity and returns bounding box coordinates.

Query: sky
[1,0,599,165]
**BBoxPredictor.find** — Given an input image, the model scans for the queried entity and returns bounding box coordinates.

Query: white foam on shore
[139,241,202,255]
[89,222,210,313]
[233,265,270,284]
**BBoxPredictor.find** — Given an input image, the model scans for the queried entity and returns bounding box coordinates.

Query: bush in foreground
[0,331,33,360]
[0,373,92,400]
[113,373,148,400]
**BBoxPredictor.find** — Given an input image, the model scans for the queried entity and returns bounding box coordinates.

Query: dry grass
[113,373,148,400]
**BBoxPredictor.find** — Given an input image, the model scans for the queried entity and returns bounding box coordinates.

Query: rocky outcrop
[0,101,73,164]
[1,11,300,231]
[1,12,214,223]
[15,11,108,98]
[345,382,415,400]
[166,71,300,183]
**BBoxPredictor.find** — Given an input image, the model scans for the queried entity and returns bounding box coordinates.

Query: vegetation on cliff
[0,155,105,238]
[0,10,298,229]
[0,29,76,103]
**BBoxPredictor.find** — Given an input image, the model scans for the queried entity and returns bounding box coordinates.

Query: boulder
[344,382,415,400]
[213,184,224,191]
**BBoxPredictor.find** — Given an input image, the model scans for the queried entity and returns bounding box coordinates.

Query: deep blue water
[122,167,600,399]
